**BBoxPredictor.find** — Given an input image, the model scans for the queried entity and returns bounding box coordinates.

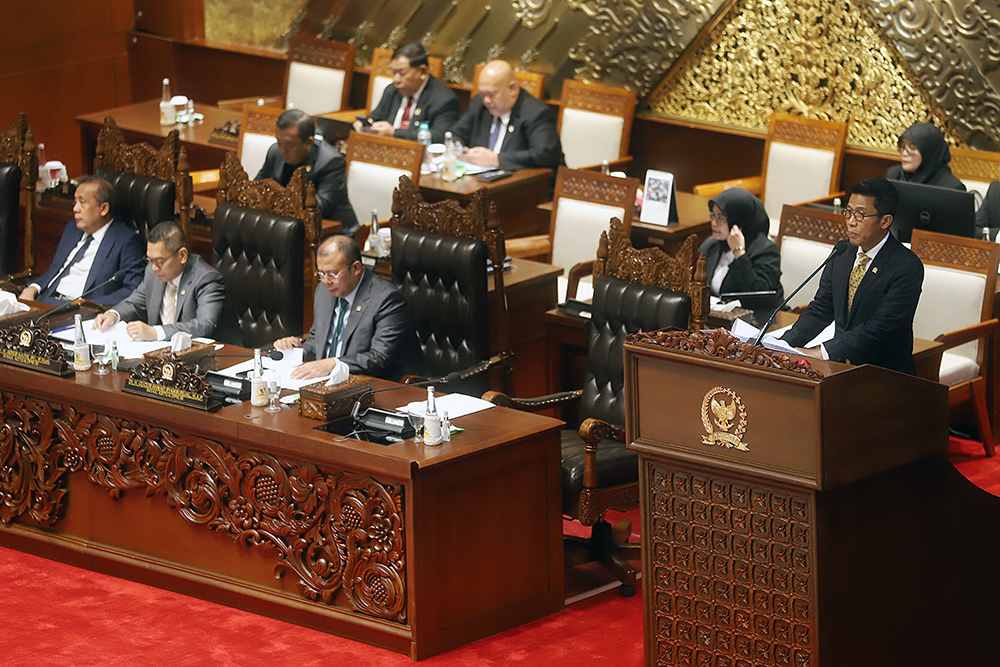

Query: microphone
[213,350,285,361]
[34,269,130,326]
[750,244,847,348]
[350,371,463,421]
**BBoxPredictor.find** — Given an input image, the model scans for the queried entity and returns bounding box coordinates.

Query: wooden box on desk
[300,375,373,421]
[143,340,218,372]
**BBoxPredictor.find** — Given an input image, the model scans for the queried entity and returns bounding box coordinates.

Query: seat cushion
[939,351,980,387]
[560,429,637,516]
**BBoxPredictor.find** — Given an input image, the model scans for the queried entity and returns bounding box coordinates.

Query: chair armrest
[934,319,999,352]
[483,389,582,412]
[692,176,762,198]
[795,191,846,207]
[580,156,634,173]
[566,261,595,301]
[579,417,627,490]
[403,352,515,388]
[190,168,220,193]
[216,95,283,112]
[506,234,552,260]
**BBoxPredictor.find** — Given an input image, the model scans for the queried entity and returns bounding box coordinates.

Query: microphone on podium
[750,244,846,348]
[34,270,130,327]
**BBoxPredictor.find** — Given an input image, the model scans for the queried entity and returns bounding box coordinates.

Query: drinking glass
[92,342,111,375]
[263,370,282,413]
[408,408,425,443]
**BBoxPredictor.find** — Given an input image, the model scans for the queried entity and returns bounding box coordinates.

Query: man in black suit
[451,60,565,172]
[353,43,460,144]
[274,235,420,381]
[781,177,924,374]
[255,109,359,236]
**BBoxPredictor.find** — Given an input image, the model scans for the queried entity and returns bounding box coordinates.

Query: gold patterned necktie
[847,253,870,310]
[163,282,177,325]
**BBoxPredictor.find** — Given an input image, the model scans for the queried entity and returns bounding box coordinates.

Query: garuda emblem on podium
[701,386,749,451]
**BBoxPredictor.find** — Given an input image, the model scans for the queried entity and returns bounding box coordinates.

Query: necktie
[488,118,502,152]
[400,98,414,130]
[41,234,93,300]
[847,253,870,310]
[162,282,178,325]
[324,298,348,358]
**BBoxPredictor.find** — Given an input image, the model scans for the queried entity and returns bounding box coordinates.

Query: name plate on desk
[0,324,74,376]
[143,340,218,372]
[123,358,216,410]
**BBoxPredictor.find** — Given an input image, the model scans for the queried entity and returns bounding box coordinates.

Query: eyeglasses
[709,212,727,222]
[315,267,350,281]
[144,247,181,268]
[843,208,882,223]
[899,143,921,156]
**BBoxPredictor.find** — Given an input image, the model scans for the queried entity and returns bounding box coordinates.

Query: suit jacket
[255,140,359,236]
[976,181,1000,239]
[35,218,145,305]
[302,269,421,380]
[699,235,783,308]
[451,88,565,171]
[781,235,924,374]
[368,75,460,144]
[112,254,243,345]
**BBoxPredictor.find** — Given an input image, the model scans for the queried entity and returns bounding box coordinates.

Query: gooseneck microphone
[213,350,285,361]
[750,244,846,348]
[350,372,464,421]
[34,269,130,326]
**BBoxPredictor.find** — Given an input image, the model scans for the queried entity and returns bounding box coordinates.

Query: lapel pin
[356,305,362,311]
[415,108,421,115]
[872,267,878,274]
[507,125,513,133]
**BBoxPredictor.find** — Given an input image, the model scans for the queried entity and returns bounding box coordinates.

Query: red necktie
[400,98,414,130]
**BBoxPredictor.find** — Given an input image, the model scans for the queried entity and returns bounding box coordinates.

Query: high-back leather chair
[389,175,514,396]
[486,219,709,594]
[93,117,191,241]
[694,113,849,237]
[557,79,636,170]
[0,113,39,277]
[366,47,445,114]
[212,152,320,347]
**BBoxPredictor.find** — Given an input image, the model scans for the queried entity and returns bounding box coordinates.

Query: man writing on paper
[780,178,924,374]
[273,235,420,380]
[20,176,144,306]
[92,221,242,344]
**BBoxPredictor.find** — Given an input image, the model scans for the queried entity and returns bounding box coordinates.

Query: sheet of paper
[729,318,800,355]
[396,393,495,420]
[710,295,742,312]
[52,318,172,359]
[214,347,318,391]
[457,160,495,175]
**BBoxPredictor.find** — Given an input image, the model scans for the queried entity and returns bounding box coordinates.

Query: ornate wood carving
[910,237,996,273]
[0,389,408,623]
[389,175,492,246]
[771,116,843,149]
[646,459,816,666]
[779,208,847,245]
[564,84,634,117]
[350,137,423,170]
[242,112,279,137]
[628,328,825,380]
[559,169,634,205]
[0,113,39,273]
[290,35,354,69]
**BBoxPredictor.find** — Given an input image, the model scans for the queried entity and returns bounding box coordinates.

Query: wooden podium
[624,329,1000,667]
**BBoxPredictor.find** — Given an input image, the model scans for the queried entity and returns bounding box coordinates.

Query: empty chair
[557,79,636,170]
[345,131,423,225]
[775,203,848,310]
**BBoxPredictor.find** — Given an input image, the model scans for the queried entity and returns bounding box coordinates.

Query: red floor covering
[2,437,996,667]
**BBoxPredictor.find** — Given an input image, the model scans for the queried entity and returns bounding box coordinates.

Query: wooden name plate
[143,340,218,372]
[300,375,374,421]
[0,323,74,377]
[123,357,216,410]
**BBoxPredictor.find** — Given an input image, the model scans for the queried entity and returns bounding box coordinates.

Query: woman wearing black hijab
[885,122,966,190]
[698,187,783,308]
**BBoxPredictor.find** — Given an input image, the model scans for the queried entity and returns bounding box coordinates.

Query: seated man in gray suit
[255,109,359,236]
[274,235,420,381]
[93,221,242,345]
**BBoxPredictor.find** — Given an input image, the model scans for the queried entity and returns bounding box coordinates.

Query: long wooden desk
[0,353,564,660]
[77,100,239,173]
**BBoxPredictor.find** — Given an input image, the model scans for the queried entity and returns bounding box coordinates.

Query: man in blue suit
[20,176,144,306]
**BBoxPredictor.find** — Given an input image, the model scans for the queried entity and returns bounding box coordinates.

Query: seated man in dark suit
[353,42,460,144]
[92,221,242,345]
[781,177,924,374]
[20,175,144,306]
[451,60,565,171]
[274,235,420,381]
[255,109,359,236]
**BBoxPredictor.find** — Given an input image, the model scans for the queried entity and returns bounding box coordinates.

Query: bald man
[451,60,565,172]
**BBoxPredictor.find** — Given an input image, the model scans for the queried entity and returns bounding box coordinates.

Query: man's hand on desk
[126,321,157,341]
[462,147,500,167]
[795,347,822,359]
[368,121,395,137]
[93,312,118,331]
[273,336,303,351]
[289,358,339,380]
[19,286,38,301]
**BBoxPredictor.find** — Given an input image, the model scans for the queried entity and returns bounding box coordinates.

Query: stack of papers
[397,394,495,419]
[730,318,835,353]
[52,318,174,359]
[213,347,317,391]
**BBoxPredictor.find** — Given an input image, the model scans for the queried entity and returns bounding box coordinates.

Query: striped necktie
[162,282,178,325]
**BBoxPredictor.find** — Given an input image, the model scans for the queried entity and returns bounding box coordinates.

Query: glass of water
[408,408,425,443]
[263,370,282,413]
[92,341,111,375]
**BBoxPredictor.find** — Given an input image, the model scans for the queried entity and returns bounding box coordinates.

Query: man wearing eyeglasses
[273,234,420,381]
[780,177,924,374]
[93,221,242,344]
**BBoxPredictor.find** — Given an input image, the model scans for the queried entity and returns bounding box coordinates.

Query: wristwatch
[735,245,745,252]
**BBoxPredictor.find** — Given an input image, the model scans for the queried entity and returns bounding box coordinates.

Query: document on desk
[214,347,315,391]
[397,393,495,419]
[52,318,171,358]
[457,160,496,175]
[730,318,835,352]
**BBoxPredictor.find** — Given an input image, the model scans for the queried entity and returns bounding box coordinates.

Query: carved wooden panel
[645,458,816,667]
[95,117,178,181]
[560,170,634,206]
[218,151,311,222]
[390,175,488,238]
[949,147,1000,183]
[0,388,408,623]
[771,117,843,150]
[910,237,997,274]
[242,110,280,137]
[564,82,634,118]
[778,209,847,246]
[290,35,355,70]
[0,113,27,165]
[348,135,424,171]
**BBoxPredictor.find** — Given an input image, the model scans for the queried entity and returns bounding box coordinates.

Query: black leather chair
[0,112,38,278]
[486,220,707,595]
[96,168,175,241]
[0,162,19,277]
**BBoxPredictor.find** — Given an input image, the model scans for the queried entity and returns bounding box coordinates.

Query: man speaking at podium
[781,177,924,374]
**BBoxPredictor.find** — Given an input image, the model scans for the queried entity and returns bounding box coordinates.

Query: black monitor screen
[889,180,975,243]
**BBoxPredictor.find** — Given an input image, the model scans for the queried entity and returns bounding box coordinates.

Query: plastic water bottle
[73,314,91,371]
[159,78,175,126]
[832,197,843,215]
[417,123,432,174]
[423,386,443,445]
[442,132,457,182]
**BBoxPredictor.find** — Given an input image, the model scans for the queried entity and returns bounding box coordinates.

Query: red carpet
[2,437,997,667]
